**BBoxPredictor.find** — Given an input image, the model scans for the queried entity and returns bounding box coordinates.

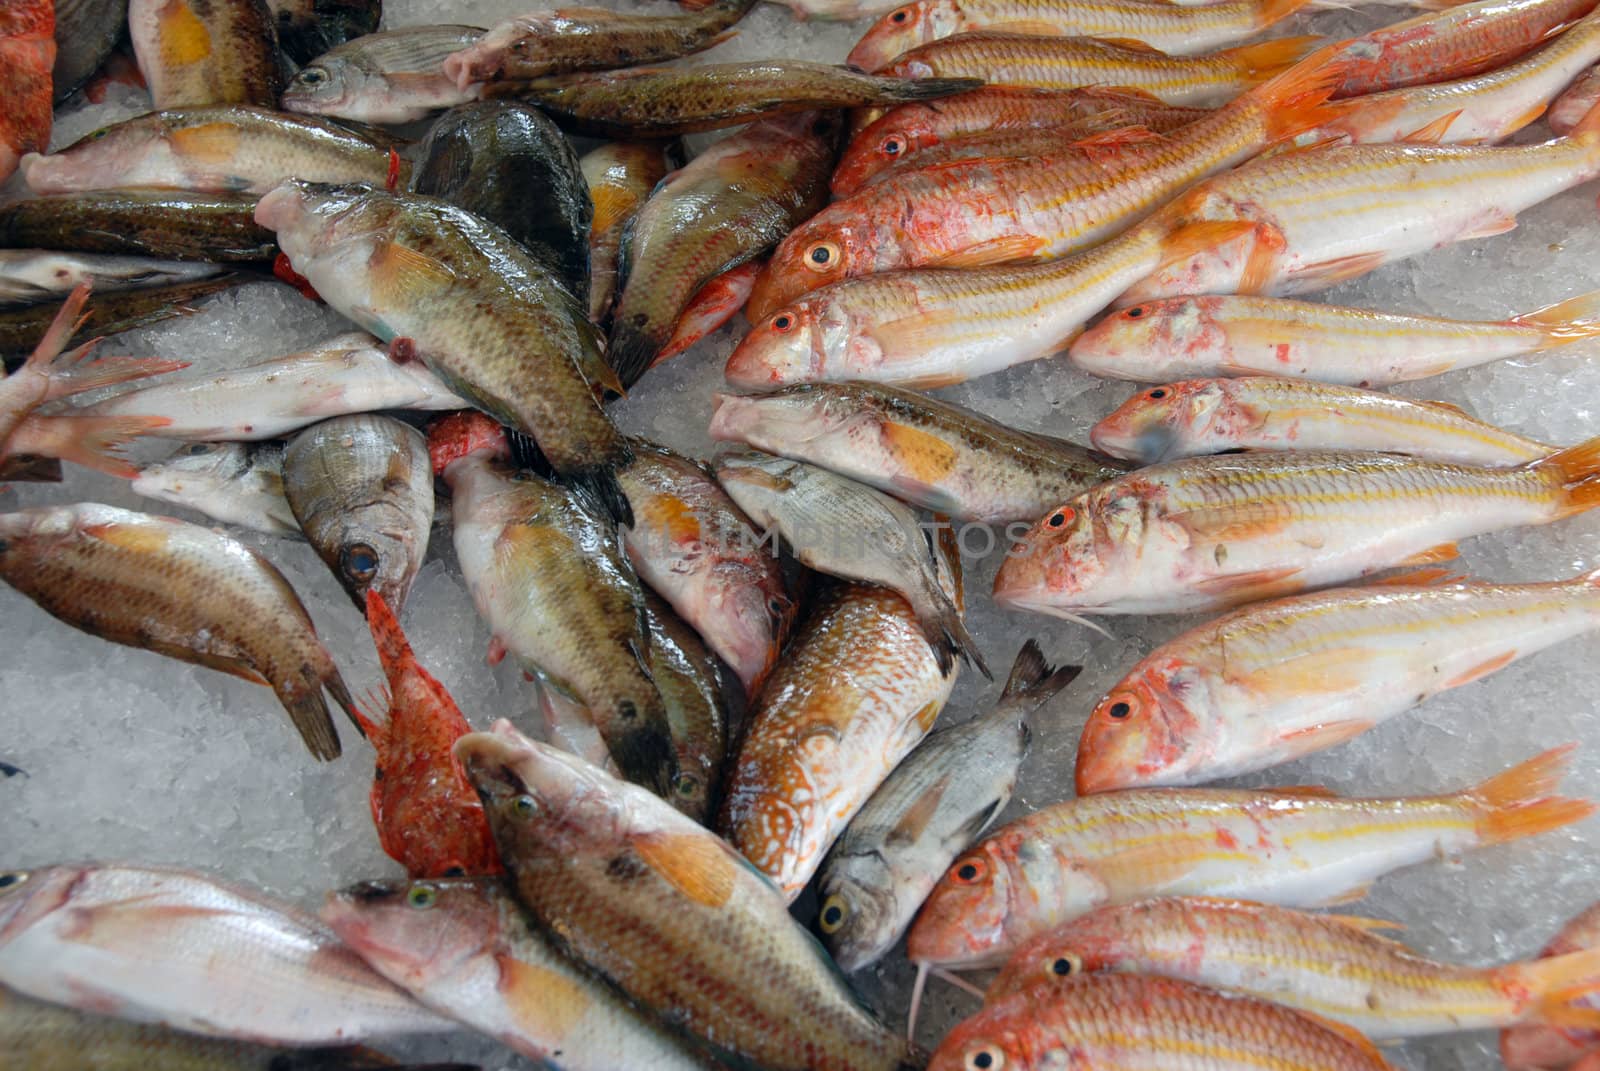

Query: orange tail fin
[1513,289,1600,350]
[7,413,171,479]
[48,354,189,400]
[1537,435,1600,519]
[1506,945,1600,1028]
[1256,0,1315,28]
[1569,99,1600,141]
[1468,745,1594,847]
[1241,44,1352,142]
[1220,35,1324,85]
[21,282,92,376]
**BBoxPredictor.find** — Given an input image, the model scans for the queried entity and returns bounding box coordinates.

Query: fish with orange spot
[0,0,54,185]
[1504,900,1600,1069]
[129,0,284,107]
[580,141,672,324]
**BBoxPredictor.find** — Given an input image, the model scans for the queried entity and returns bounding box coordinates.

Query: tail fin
[1507,945,1600,1029]
[607,318,668,390]
[1468,745,1594,847]
[1536,435,1600,519]
[1220,35,1323,86]
[1256,0,1315,28]
[273,672,345,762]
[47,354,189,399]
[20,282,91,376]
[1242,43,1350,143]
[874,76,986,103]
[1000,638,1083,709]
[7,413,171,479]
[1513,289,1600,350]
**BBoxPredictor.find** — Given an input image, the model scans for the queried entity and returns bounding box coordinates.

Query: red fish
[353,589,501,878]
[0,0,55,183]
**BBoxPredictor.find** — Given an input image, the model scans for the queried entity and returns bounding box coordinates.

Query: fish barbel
[132,441,298,535]
[283,26,485,124]
[581,141,671,324]
[1504,900,1600,1068]
[129,0,283,107]
[906,746,1593,968]
[1555,63,1600,130]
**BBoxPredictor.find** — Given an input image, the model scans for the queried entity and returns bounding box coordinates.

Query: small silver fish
[283,26,486,124]
[132,441,298,535]
[0,250,223,307]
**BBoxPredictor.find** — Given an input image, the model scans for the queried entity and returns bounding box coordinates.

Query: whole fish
[715,450,986,677]
[488,60,982,137]
[995,437,1600,618]
[52,0,126,102]
[834,85,1210,197]
[617,438,792,697]
[0,250,221,308]
[607,111,836,387]
[1121,110,1600,304]
[718,581,959,902]
[283,414,433,615]
[282,26,486,124]
[1069,290,1600,385]
[581,141,671,324]
[1091,377,1554,465]
[0,274,244,362]
[906,746,1592,968]
[0,191,278,262]
[257,181,633,522]
[845,123,1152,189]
[128,0,284,107]
[0,1,53,184]
[930,972,1395,1071]
[0,865,453,1043]
[321,878,708,1070]
[22,106,404,196]
[818,642,1076,973]
[433,412,675,795]
[1504,901,1600,1069]
[458,722,912,1071]
[707,384,1129,523]
[412,101,593,303]
[83,332,469,441]
[985,897,1600,1039]
[849,0,1312,72]
[443,0,755,85]
[268,0,382,67]
[351,591,501,878]
[747,49,1343,322]
[644,590,730,824]
[1554,63,1600,131]
[132,441,299,535]
[656,259,763,360]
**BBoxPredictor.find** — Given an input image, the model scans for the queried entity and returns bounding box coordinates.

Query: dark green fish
[269,0,384,67]
[0,274,244,364]
[52,0,127,102]
[0,191,277,262]
[644,589,729,825]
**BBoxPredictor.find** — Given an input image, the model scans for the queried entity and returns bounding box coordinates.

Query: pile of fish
[4,0,1600,1066]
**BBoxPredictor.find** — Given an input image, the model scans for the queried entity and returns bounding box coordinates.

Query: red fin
[1157,220,1260,273]
[486,635,509,667]
[1192,566,1304,603]
[1368,567,1468,587]
[1441,649,1517,689]
[1325,912,1406,934]
[1469,745,1594,847]
[1295,251,1385,288]
[1396,542,1459,566]
[1221,35,1322,83]
[1459,208,1519,241]
[1317,881,1374,906]
[929,234,1046,268]
[1401,109,1462,144]
[1279,719,1375,753]
[1541,435,1600,520]
[1101,37,1168,54]
[7,414,171,479]
[1514,288,1600,349]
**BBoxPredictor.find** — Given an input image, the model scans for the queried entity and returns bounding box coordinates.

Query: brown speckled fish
[581,141,672,324]
[129,0,285,108]
[644,590,731,825]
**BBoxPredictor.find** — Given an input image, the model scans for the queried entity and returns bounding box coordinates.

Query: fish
[581,141,671,324]
[132,441,299,535]
[996,436,1600,618]
[708,384,1129,523]
[617,438,792,697]
[1091,377,1555,466]
[1554,63,1600,131]
[432,411,675,795]
[443,0,755,85]
[879,31,1319,101]
[656,260,763,361]
[818,641,1076,973]
[3,412,178,479]
[848,0,1312,73]
[906,745,1593,968]
[0,274,244,362]
[716,450,987,677]
[984,897,1600,1040]
[1504,901,1600,1069]
[1069,290,1600,385]
[747,47,1344,321]
[52,0,127,102]
[0,250,223,307]
[718,580,960,902]
[643,590,730,824]
[22,106,405,196]
[1122,106,1600,303]
[0,502,358,759]
[283,414,434,615]
[486,60,982,137]
[0,865,454,1043]
[0,1,54,184]
[282,26,486,124]
[607,111,836,386]
[128,0,285,108]
[457,721,912,1071]
[845,122,1162,190]
[930,972,1396,1071]
[0,191,278,262]
[351,591,501,878]
[834,85,1210,197]
[258,181,633,522]
[321,877,708,1070]
[411,101,593,304]
[268,0,383,68]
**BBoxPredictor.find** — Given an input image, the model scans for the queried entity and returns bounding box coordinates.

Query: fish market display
[644,590,731,823]
[283,26,486,124]
[269,0,383,67]
[0,0,54,184]
[1504,900,1600,1068]
[580,140,671,323]
[1091,376,1554,464]
[0,191,278,262]
[818,642,1076,972]
[908,746,1592,967]
[0,251,223,308]
[460,722,911,1071]
[1554,62,1600,130]
[128,0,285,108]
[985,897,1600,1039]
[1068,290,1600,384]
[51,0,126,102]
[708,384,1128,522]
[132,441,299,535]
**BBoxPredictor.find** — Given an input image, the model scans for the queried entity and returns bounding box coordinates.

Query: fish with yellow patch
[129,0,284,107]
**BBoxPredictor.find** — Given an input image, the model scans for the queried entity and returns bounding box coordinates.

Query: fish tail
[20,282,92,376]
[921,592,989,680]
[1514,289,1600,350]
[1568,98,1600,143]
[607,315,670,389]
[44,353,189,400]
[1537,435,1600,519]
[17,414,171,478]
[272,673,345,761]
[1506,945,1600,1028]
[1245,44,1354,143]
[875,76,986,103]
[1001,638,1083,709]
[1467,745,1594,847]
[1219,35,1323,86]
[566,463,635,528]
[1256,0,1315,27]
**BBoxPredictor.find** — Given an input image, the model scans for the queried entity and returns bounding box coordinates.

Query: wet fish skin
[22,106,405,196]
[0,864,455,1043]
[1553,63,1600,131]
[283,26,486,124]
[0,274,244,364]
[132,441,300,535]
[268,0,383,68]
[458,722,912,1071]
[644,590,730,825]
[0,250,224,307]
[0,191,278,263]
[581,141,671,324]
[0,502,356,759]
[707,384,1129,523]
[52,0,126,102]
[129,0,285,108]
[412,101,593,304]
[818,641,1075,973]
[0,1,54,183]
[1503,900,1600,1069]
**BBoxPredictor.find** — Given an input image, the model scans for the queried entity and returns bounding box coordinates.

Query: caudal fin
[1514,289,1600,350]
[1221,35,1323,86]
[7,413,171,479]
[1468,745,1594,847]
[1536,435,1600,520]
[1508,945,1600,1029]
[1256,0,1316,29]
[873,76,986,103]
[1244,43,1352,142]
[1001,638,1083,709]
[273,671,345,762]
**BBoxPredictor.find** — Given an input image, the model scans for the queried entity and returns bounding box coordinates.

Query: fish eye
[952,856,987,884]
[673,772,701,798]
[767,596,787,617]
[406,885,436,909]
[0,871,26,891]
[1106,698,1133,719]
[1148,388,1167,400]
[772,313,794,331]
[891,7,910,21]
[1047,508,1074,529]
[513,794,539,818]
[819,894,849,933]
[1048,951,1083,977]
[341,542,379,582]
[442,865,467,878]
[805,242,840,271]
[965,1045,1005,1070]
[881,135,903,156]
[297,66,328,86]
[1125,305,1147,319]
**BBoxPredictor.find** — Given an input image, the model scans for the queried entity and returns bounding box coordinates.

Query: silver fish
[0,250,223,307]
[283,26,486,124]
[132,441,298,535]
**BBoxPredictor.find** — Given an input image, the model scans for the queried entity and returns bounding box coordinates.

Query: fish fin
[1504,945,1600,1025]
[1169,499,1295,541]
[1294,251,1385,288]
[270,674,344,761]
[8,414,171,479]
[1291,1008,1392,1064]
[1091,839,1202,894]
[1233,646,1371,697]
[486,635,509,667]
[634,831,739,908]
[46,355,188,400]
[1278,718,1376,754]
[1191,566,1304,603]
[1249,44,1349,143]
[1256,0,1316,26]
[877,77,987,103]
[1538,435,1600,519]
[1001,639,1082,707]
[578,339,628,399]
[495,953,595,1039]
[369,240,457,302]
[18,283,93,379]
[886,773,953,847]
[928,234,1047,269]
[1324,912,1406,933]
[1440,649,1517,689]
[81,519,171,554]
[1393,110,1460,145]
[1220,35,1323,84]
[1468,744,1594,847]
[915,699,943,732]
[1419,398,1472,418]
[1394,541,1460,566]
[168,122,243,166]
[1458,208,1519,241]
[881,422,960,485]
[1314,881,1373,905]
[1272,784,1341,798]
[987,18,1071,34]
[157,1,214,65]
[1365,566,1467,587]
[1156,220,1261,274]
[1513,288,1600,349]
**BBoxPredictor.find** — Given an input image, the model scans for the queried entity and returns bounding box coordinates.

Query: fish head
[1089,380,1228,464]
[713,449,800,511]
[281,58,365,116]
[131,443,253,502]
[707,562,795,698]
[926,993,1039,1071]
[748,213,876,323]
[725,298,832,388]
[833,109,942,196]
[427,410,510,478]
[985,906,1148,1003]
[254,180,390,264]
[332,522,422,617]
[0,504,82,566]
[1076,659,1205,794]
[320,877,502,989]
[19,117,171,195]
[991,495,1105,615]
[0,865,76,945]
[708,385,862,450]
[1070,297,1222,376]
[846,1,948,74]
[816,851,900,973]
[906,840,1018,969]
